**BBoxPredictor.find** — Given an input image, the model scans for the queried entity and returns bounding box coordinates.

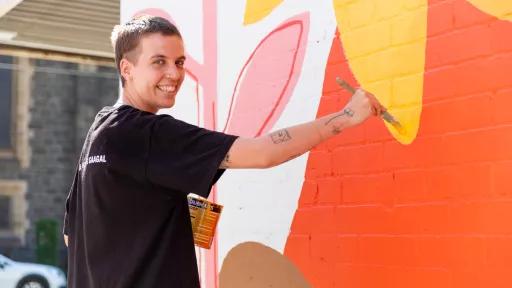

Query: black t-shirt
[63,105,237,288]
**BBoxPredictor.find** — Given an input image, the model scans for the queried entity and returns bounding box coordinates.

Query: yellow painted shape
[244,0,284,25]
[467,0,512,21]
[333,0,428,144]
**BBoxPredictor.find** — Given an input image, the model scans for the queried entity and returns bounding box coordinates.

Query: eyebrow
[150,54,186,61]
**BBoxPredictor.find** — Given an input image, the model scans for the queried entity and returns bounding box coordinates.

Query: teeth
[158,85,176,92]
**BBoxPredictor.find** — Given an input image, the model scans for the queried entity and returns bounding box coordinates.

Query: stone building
[0,0,119,269]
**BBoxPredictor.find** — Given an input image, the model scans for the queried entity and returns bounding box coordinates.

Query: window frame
[0,180,27,245]
[0,55,32,168]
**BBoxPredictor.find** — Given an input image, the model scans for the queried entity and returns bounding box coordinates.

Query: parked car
[0,254,66,288]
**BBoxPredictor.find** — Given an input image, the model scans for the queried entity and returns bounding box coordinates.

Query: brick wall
[285,1,512,287]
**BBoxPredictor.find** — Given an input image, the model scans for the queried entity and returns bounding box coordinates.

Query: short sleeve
[147,116,238,197]
[63,171,78,236]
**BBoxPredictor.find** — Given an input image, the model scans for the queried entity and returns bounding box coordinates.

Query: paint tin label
[188,194,223,249]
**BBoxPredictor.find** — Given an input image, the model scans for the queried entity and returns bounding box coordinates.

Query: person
[62,15,386,288]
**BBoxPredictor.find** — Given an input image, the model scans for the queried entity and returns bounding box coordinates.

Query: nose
[165,65,180,80]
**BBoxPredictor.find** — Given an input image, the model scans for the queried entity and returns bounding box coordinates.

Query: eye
[176,59,185,68]
[153,59,165,65]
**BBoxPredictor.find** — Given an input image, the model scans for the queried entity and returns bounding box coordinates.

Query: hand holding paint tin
[188,194,223,249]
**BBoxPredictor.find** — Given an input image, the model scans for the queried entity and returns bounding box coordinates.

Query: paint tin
[187,194,223,249]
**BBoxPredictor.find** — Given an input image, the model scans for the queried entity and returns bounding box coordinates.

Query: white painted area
[216,0,336,263]
[0,0,23,18]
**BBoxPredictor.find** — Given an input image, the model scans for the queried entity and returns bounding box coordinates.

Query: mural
[122,0,512,287]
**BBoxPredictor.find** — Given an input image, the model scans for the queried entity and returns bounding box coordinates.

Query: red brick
[284,234,310,271]
[423,66,459,101]
[327,124,366,150]
[393,170,427,203]
[333,143,384,174]
[336,236,359,264]
[452,267,483,288]
[480,201,512,234]
[426,25,492,69]
[457,164,491,198]
[486,54,512,91]
[359,236,415,266]
[425,164,490,200]
[389,267,452,288]
[425,167,461,200]
[383,137,442,169]
[493,126,512,161]
[436,93,493,132]
[492,161,512,197]
[419,102,447,135]
[292,207,337,235]
[453,0,494,28]
[485,237,512,267]
[335,264,390,288]
[427,0,454,37]
[445,236,486,269]
[449,202,484,234]
[493,89,512,124]
[316,95,341,118]
[308,259,335,288]
[393,204,452,234]
[310,234,337,264]
[336,205,393,234]
[481,267,512,288]
[450,55,512,97]
[343,173,394,207]
[414,236,451,267]
[309,206,336,234]
[305,150,332,177]
[490,20,512,53]
[440,128,498,165]
[317,177,342,204]
[298,179,318,206]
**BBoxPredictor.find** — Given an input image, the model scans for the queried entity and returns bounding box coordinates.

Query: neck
[119,86,157,114]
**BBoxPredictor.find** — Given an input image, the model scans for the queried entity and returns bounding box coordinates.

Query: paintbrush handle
[335,77,402,127]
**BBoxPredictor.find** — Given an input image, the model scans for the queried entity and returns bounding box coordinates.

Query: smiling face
[120,33,186,113]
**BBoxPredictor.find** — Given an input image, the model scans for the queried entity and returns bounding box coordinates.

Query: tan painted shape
[220,242,311,288]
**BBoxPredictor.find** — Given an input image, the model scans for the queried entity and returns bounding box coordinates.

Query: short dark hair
[111,15,182,87]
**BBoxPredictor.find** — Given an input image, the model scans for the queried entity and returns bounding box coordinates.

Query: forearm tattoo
[325,108,355,135]
[270,129,292,144]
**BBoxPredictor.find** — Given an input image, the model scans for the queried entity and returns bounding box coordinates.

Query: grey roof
[0,0,119,58]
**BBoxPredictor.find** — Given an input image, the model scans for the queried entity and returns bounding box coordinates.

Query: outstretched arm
[220,89,385,169]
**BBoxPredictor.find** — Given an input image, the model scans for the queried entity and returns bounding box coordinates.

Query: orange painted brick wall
[285,0,512,287]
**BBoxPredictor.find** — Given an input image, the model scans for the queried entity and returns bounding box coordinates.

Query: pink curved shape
[223,13,310,137]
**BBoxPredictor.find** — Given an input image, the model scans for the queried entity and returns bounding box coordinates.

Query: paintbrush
[335,77,404,134]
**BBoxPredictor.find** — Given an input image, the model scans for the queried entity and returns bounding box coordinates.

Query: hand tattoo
[270,129,292,144]
[325,108,355,126]
[325,108,355,135]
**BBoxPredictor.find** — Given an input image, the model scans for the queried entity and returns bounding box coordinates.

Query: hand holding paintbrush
[335,77,405,134]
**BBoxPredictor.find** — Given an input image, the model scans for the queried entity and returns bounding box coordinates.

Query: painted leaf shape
[466,0,512,21]
[224,12,309,137]
[244,0,284,25]
[332,0,428,144]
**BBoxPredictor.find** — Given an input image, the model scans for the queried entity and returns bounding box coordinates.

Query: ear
[119,58,133,82]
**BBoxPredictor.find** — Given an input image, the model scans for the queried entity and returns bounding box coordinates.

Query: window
[0,54,31,168]
[0,55,14,150]
[0,195,10,230]
[0,180,27,245]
